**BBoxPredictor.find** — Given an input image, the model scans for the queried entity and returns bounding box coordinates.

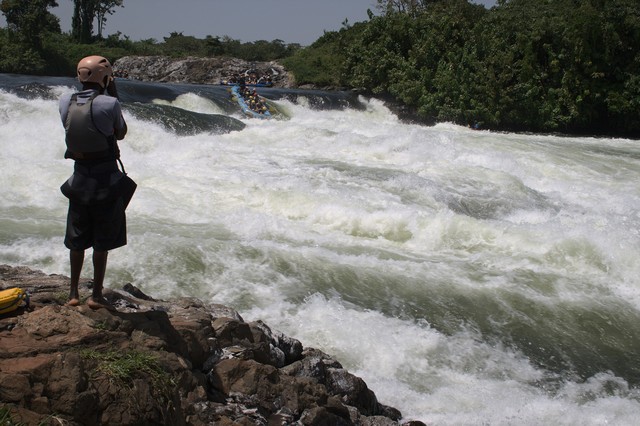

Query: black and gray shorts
[64,197,126,251]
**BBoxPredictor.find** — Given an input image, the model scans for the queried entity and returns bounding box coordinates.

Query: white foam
[152,92,226,115]
[3,86,640,425]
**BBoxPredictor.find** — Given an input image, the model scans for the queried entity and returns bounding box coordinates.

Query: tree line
[0,0,301,76]
[2,0,639,137]
[283,0,640,137]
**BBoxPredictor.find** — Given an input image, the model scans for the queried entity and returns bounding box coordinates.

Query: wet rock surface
[0,265,424,425]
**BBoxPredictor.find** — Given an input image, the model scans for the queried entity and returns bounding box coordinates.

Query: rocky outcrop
[0,265,424,425]
[113,56,294,88]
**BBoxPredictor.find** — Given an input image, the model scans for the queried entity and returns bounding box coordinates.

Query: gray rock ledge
[113,55,294,88]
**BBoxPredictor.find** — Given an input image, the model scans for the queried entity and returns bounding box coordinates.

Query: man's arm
[112,100,127,140]
[114,119,127,140]
[106,77,127,140]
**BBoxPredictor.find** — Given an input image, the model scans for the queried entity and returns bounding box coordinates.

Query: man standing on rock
[58,55,132,310]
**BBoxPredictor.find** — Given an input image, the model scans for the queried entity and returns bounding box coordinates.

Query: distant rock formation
[0,265,425,425]
[113,56,294,88]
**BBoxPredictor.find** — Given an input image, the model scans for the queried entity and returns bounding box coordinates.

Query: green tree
[282,22,367,88]
[71,0,95,42]
[0,0,60,50]
[95,0,123,38]
[0,28,48,73]
[476,0,640,134]
[162,31,205,57]
[72,0,122,42]
[204,35,224,56]
[336,0,640,135]
[344,0,485,121]
[376,0,433,16]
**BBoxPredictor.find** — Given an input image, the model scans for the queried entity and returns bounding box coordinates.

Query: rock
[0,264,411,425]
[250,319,303,367]
[113,55,294,88]
[122,282,154,300]
[0,373,31,402]
[326,367,380,417]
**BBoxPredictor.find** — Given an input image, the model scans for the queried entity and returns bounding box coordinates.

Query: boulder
[113,55,294,87]
[0,264,425,425]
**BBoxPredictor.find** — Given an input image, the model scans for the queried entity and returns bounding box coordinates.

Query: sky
[1,0,495,46]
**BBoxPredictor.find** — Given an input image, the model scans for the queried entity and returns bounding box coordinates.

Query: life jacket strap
[117,157,127,174]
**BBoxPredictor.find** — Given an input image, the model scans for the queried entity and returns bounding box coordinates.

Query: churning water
[1,74,640,424]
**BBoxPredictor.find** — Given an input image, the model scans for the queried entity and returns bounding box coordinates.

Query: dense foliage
[1,0,639,137]
[286,0,640,137]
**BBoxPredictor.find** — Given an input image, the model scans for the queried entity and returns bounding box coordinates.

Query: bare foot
[66,298,80,307]
[87,296,116,312]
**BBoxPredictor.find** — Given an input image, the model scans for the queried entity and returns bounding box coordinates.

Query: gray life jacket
[64,92,119,161]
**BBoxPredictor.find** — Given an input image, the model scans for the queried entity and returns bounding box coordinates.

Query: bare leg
[68,250,84,306]
[92,250,108,297]
[87,250,115,311]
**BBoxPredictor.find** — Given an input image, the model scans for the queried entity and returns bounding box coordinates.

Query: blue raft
[230,85,272,119]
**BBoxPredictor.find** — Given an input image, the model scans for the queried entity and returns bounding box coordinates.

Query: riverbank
[0,265,426,425]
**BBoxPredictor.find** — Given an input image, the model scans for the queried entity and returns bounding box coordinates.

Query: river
[1,74,639,425]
